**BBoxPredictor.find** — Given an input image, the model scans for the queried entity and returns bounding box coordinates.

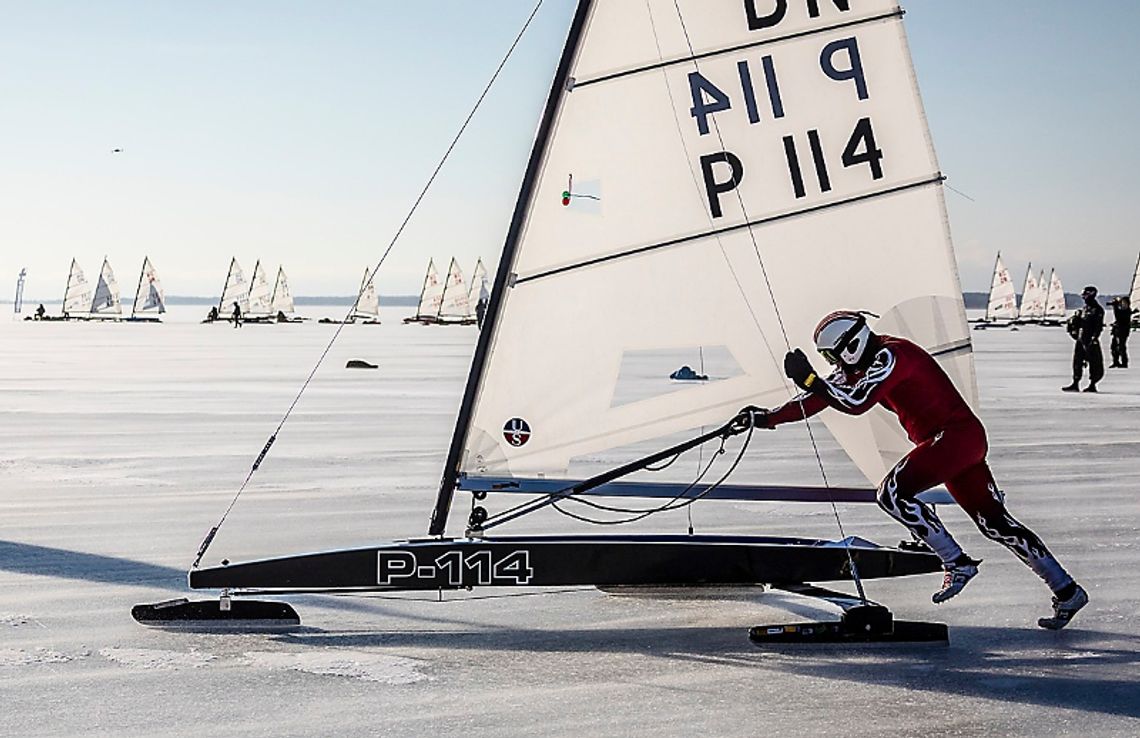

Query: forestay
[90,258,122,317]
[985,253,1017,321]
[62,259,92,316]
[271,267,294,315]
[443,0,976,502]
[247,260,274,317]
[132,257,166,316]
[219,258,250,314]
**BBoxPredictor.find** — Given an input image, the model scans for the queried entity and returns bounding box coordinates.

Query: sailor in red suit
[744,311,1087,629]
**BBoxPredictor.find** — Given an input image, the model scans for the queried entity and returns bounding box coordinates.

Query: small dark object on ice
[346,359,378,369]
[670,365,708,381]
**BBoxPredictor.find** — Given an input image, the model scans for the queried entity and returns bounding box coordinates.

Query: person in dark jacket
[1062,286,1105,392]
[1108,295,1131,368]
[231,301,243,328]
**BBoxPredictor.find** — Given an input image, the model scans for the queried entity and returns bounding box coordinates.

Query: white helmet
[814,311,873,366]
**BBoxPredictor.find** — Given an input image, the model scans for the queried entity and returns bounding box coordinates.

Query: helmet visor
[818,347,840,365]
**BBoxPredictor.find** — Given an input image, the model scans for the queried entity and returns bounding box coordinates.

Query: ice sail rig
[171,1,970,639]
[1128,252,1139,324]
[270,266,294,318]
[61,259,92,318]
[1015,263,1042,323]
[466,258,489,321]
[351,267,381,323]
[1043,269,1067,324]
[90,257,122,319]
[218,258,250,316]
[404,259,445,323]
[980,252,1017,326]
[129,257,166,321]
[246,260,274,320]
[437,257,474,324]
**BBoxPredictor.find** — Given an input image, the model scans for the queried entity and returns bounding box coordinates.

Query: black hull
[190,534,940,592]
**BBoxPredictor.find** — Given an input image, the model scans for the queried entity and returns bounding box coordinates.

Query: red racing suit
[768,335,1072,591]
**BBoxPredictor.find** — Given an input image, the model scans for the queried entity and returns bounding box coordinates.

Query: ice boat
[139,0,981,643]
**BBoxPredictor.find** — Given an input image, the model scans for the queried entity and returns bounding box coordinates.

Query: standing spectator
[1062,286,1105,392]
[1108,295,1131,368]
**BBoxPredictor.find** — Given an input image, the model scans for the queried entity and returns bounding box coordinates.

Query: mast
[63,258,75,315]
[415,259,433,319]
[1042,267,1054,318]
[430,0,594,535]
[218,257,235,313]
[1130,251,1140,307]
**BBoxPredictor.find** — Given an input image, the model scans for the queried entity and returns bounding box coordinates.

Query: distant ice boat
[351,267,381,324]
[216,258,250,322]
[436,257,475,325]
[403,259,445,324]
[1040,269,1067,326]
[1012,262,1044,325]
[465,258,488,323]
[973,252,1016,330]
[126,257,166,322]
[245,260,275,323]
[270,266,301,322]
[60,258,92,320]
[89,257,122,320]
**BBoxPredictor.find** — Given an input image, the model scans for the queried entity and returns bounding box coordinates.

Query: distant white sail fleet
[404,257,489,325]
[56,257,166,321]
[977,251,1069,329]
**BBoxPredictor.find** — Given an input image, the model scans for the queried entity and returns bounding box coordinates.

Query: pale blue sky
[2,1,1137,300]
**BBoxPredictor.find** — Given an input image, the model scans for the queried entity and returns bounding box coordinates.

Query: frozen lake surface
[2,306,1138,736]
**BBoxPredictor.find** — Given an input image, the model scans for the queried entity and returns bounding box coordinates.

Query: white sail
[412,259,444,320]
[247,260,273,317]
[131,257,166,316]
[1129,252,1140,310]
[450,0,976,487]
[90,257,122,316]
[984,253,1017,321]
[1044,269,1067,319]
[466,258,489,317]
[270,266,294,315]
[438,257,471,322]
[1017,263,1041,321]
[353,268,380,320]
[62,259,92,316]
[219,258,250,314]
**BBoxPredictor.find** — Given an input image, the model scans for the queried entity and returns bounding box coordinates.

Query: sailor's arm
[783,346,899,417]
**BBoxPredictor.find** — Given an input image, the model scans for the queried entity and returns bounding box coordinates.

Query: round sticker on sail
[503,418,531,447]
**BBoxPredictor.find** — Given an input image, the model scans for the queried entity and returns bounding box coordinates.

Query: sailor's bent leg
[948,463,1074,593]
[876,449,965,565]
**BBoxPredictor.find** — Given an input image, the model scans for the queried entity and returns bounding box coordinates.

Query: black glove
[784,348,820,392]
[731,405,772,433]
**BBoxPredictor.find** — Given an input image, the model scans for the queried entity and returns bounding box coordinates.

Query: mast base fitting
[749,604,947,645]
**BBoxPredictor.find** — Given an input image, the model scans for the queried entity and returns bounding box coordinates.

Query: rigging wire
[190,0,549,569]
[667,1,867,603]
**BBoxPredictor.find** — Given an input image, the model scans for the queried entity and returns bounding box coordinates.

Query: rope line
[191,0,548,569]
[667,2,867,603]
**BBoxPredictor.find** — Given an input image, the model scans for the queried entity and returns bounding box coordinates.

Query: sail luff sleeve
[430,0,596,537]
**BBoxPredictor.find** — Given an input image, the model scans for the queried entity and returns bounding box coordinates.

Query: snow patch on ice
[0,647,77,666]
[99,647,216,670]
[242,650,429,684]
